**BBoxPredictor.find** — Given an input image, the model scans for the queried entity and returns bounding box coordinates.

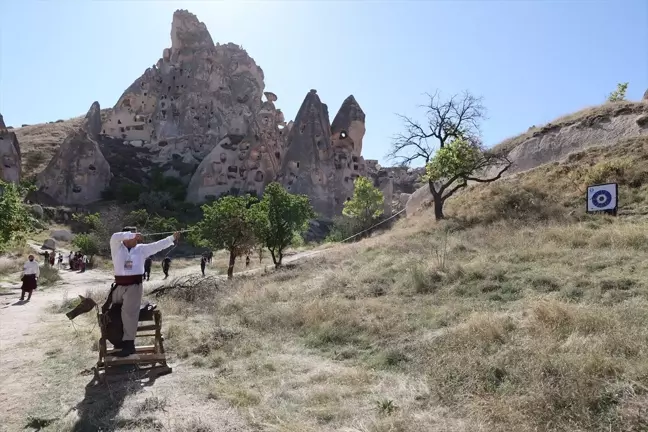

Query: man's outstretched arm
[137,235,176,258]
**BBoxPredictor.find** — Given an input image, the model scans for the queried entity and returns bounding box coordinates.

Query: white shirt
[23,260,40,277]
[110,232,175,276]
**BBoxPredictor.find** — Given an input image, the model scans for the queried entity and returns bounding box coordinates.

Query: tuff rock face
[0,113,22,183]
[186,92,286,202]
[101,9,267,178]
[37,102,111,205]
[277,90,368,218]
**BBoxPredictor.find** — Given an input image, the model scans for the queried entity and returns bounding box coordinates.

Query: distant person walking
[57,253,63,269]
[49,252,55,267]
[245,255,250,268]
[20,255,40,302]
[162,257,171,279]
[207,251,213,264]
[144,257,152,281]
[200,255,207,276]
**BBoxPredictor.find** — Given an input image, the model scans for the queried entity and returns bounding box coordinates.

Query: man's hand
[173,231,181,242]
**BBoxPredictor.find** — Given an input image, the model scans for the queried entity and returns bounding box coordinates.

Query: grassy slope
[125,136,648,431]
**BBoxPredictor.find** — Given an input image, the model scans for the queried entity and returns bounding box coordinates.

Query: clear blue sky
[1,1,646,166]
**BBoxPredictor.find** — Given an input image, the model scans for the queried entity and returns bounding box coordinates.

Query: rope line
[339,208,407,243]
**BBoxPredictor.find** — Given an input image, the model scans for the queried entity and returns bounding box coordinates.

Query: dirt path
[0,245,326,431]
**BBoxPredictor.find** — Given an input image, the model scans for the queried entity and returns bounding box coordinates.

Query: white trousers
[111,283,143,341]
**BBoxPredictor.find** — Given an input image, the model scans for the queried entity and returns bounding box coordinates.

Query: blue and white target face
[587,184,617,212]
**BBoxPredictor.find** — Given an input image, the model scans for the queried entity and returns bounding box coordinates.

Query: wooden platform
[93,309,171,383]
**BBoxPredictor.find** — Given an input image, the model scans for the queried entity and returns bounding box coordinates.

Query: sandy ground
[0,244,325,431]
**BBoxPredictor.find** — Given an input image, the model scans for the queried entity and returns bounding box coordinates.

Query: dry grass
[491,100,648,156]
[19,135,648,431]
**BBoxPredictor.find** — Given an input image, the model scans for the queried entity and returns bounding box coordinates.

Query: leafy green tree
[343,176,384,232]
[423,137,511,220]
[250,182,315,267]
[191,195,258,279]
[607,82,629,102]
[0,181,33,251]
[72,233,100,263]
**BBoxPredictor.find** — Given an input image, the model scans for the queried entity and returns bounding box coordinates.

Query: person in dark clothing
[200,255,207,276]
[162,257,171,279]
[245,255,250,267]
[207,251,213,264]
[144,257,152,281]
[44,251,50,266]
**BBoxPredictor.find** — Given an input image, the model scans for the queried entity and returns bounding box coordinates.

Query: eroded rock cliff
[102,10,267,180]
[0,113,21,183]
[37,102,111,205]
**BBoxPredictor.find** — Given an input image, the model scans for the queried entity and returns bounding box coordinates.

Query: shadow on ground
[69,372,161,431]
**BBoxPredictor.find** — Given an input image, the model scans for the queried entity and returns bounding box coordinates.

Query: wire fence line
[338,208,407,243]
[142,207,407,259]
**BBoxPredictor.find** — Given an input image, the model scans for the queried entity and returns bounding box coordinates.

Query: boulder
[50,229,74,242]
[42,238,57,250]
[0,112,22,183]
[30,204,44,219]
[644,89,648,100]
[406,184,433,217]
[36,102,112,205]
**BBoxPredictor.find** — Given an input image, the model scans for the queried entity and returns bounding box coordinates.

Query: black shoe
[115,340,136,357]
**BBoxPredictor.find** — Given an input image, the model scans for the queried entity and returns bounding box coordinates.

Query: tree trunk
[433,197,445,220]
[270,248,279,267]
[429,180,445,220]
[276,249,283,268]
[227,250,236,279]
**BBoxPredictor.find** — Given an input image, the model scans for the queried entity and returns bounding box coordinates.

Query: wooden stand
[94,310,172,383]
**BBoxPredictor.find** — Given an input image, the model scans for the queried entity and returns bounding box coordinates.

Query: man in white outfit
[109,226,179,357]
[20,255,40,301]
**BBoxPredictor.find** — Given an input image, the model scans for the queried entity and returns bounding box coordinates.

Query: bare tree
[387,90,486,166]
[389,90,512,220]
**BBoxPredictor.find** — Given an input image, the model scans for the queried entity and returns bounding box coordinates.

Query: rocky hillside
[406,99,648,216]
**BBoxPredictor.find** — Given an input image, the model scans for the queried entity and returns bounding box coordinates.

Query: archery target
[587,183,617,213]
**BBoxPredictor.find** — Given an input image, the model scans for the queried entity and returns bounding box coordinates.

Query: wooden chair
[94,309,172,383]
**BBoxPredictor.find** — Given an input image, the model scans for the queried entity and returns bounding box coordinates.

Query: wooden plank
[104,353,167,366]
[106,345,156,355]
[137,324,157,332]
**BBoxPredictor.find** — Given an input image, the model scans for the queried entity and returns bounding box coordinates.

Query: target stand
[94,309,172,383]
[586,183,618,216]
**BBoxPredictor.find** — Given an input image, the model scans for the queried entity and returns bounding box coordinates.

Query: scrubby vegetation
[137,136,648,431]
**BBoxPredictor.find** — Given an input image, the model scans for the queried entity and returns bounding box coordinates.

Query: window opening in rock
[89,165,96,171]
[102,130,105,134]
[352,156,358,162]
[275,152,280,160]
[340,131,348,139]
[120,127,125,133]
[144,92,147,96]
[117,119,122,124]
[161,102,166,108]
[354,164,359,170]
[296,162,300,168]
[72,186,82,193]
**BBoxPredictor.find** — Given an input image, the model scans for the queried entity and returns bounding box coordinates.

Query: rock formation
[186,91,285,202]
[0,113,21,183]
[276,91,368,218]
[102,10,267,179]
[37,102,112,205]
[644,89,648,100]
